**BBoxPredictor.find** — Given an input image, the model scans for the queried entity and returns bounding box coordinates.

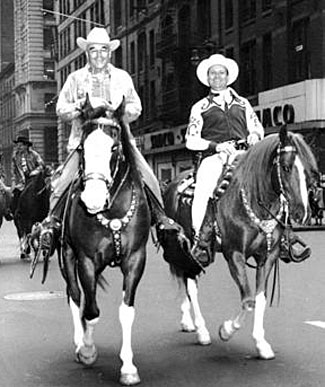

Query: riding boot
[191,200,218,267]
[279,227,311,263]
[144,185,202,278]
[30,215,61,259]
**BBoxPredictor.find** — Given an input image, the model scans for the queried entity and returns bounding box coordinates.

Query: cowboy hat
[77,27,120,52]
[196,54,239,87]
[14,136,32,146]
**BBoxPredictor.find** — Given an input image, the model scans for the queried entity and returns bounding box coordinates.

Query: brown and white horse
[163,126,318,358]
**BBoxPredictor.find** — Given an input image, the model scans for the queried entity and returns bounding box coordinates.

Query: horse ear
[114,96,126,121]
[279,124,288,146]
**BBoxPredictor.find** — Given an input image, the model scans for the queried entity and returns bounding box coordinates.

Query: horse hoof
[76,345,98,366]
[119,372,140,386]
[219,320,238,342]
[181,322,196,332]
[197,328,211,345]
[257,342,275,360]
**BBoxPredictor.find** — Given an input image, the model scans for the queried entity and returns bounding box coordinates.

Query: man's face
[16,142,28,152]
[207,64,229,91]
[87,44,110,70]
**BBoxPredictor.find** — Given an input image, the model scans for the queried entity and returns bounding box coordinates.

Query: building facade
[0,0,14,72]
[110,0,325,182]
[13,0,58,170]
[0,64,15,184]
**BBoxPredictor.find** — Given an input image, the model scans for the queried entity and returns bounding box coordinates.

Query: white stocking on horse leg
[180,295,195,332]
[187,278,211,345]
[119,302,140,386]
[219,308,247,341]
[70,298,84,351]
[70,298,99,365]
[252,292,275,359]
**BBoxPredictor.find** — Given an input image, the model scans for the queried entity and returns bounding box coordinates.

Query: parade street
[0,220,324,387]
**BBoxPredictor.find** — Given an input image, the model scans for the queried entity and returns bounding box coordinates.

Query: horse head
[79,94,122,214]
[273,125,318,224]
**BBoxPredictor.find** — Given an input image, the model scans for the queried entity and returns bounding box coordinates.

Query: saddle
[175,156,241,268]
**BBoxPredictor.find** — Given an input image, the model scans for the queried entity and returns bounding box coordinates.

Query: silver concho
[109,218,122,231]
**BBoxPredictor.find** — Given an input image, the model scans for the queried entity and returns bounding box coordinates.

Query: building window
[43,0,54,20]
[44,61,55,80]
[44,126,58,164]
[225,0,234,30]
[149,30,155,68]
[130,41,135,74]
[43,27,54,51]
[239,0,256,24]
[114,0,122,28]
[262,0,272,12]
[225,47,234,59]
[197,0,211,40]
[290,18,309,83]
[44,93,56,112]
[150,80,155,116]
[240,40,256,96]
[262,33,272,90]
[114,46,122,68]
[138,32,146,72]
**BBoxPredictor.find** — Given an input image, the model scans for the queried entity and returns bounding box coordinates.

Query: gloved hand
[29,169,40,177]
[216,141,237,156]
[247,132,260,146]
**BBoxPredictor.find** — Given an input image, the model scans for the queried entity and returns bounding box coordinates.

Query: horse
[13,167,51,259]
[38,100,151,385]
[162,125,319,357]
[0,181,13,231]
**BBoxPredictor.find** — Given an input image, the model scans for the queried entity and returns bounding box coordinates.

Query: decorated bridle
[240,141,297,259]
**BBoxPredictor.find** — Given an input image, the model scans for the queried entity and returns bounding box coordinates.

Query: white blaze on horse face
[81,128,114,214]
[295,156,309,222]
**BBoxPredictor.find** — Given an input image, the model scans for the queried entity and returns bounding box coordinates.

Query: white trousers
[191,149,244,234]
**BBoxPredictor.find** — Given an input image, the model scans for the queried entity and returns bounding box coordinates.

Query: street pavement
[0,220,325,387]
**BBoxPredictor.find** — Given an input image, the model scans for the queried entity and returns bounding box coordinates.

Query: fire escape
[156,2,193,125]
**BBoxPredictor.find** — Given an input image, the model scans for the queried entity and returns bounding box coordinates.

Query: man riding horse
[11,135,45,218]
[34,27,187,262]
[187,54,310,265]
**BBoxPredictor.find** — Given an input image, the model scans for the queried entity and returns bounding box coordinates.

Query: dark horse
[13,168,51,259]
[163,126,318,357]
[0,181,13,227]
[39,102,151,385]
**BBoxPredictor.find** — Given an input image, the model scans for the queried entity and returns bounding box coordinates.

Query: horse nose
[292,205,307,224]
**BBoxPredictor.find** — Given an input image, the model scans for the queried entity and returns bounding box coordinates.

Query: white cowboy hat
[196,54,239,86]
[77,27,120,52]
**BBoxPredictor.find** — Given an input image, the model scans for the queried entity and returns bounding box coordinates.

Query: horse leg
[219,251,253,341]
[252,264,275,360]
[119,248,146,386]
[180,293,195,332]
[75,255,99,365]
[186,278,211,345]
[63,247,98,365]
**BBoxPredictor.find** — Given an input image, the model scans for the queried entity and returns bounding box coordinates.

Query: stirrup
[191,235,211,268]
[280,231,311,263]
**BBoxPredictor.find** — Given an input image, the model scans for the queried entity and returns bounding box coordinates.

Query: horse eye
[282,165,291,173]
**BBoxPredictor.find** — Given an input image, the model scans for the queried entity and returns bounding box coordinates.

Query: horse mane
[233,130,317,207]
[114,101,143,186]
[234,134,278,205]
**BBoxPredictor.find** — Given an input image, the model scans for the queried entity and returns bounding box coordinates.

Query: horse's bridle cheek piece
[240,143,297,262]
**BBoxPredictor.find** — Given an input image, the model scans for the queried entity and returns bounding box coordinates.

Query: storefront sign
[255,104,295,127]
[143,126,187,151]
